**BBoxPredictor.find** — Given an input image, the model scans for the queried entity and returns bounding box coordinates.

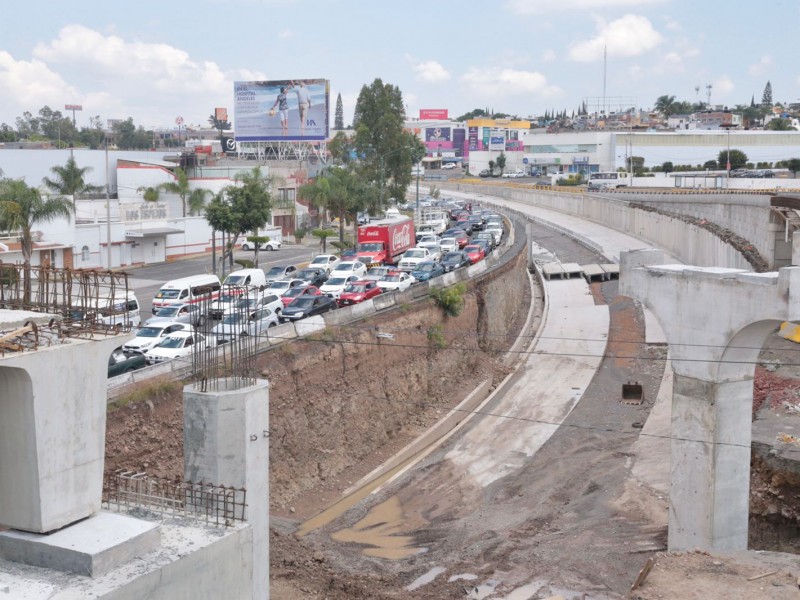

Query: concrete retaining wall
[457,183,755,270]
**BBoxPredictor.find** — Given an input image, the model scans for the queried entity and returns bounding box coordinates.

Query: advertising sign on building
[468,127,479,151]
[425,127,451,142]
[215,107,228,122]
[489,131,505,151]
[233,79,330,141]
[420,109,449,120]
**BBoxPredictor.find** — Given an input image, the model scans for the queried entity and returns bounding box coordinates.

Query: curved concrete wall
[453,183,755,270]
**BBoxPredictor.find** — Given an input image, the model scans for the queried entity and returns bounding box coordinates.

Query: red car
[337,280,382,306]
[463,244,486,265]
[280,285,321,307]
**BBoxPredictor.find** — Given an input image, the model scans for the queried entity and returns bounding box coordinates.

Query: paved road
[127,244,321,316]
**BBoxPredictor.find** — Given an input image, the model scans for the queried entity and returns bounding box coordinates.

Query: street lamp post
[105,130,111,269]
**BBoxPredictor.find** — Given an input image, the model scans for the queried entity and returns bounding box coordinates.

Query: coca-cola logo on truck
[391,223,412,251]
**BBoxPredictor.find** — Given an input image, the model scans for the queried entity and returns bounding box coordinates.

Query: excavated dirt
[103,225,800,599]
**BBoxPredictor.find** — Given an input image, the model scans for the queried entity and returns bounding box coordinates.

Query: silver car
[144,303,204,328]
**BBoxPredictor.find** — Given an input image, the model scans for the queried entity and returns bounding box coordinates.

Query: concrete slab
[541,263,566,280]
[600,263,620,279]
[0,310,59,331]
[561,262,583,278]
[0,512,160,577]
[581,264,606,282]
[446,277,609,487]
[323,305,354,326]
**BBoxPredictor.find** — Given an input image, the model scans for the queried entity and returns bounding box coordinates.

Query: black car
[108,347,146,378]
[295,267,329,287]
[467,214,484,231]
[440,251,471,272]
[280,295,338,321]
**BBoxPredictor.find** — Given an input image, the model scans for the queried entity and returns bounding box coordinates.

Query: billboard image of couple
[234,79,329,141]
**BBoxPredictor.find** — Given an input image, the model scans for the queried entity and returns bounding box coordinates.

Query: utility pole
[105,128,112,269]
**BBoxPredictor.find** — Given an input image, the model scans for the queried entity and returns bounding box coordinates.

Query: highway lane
[126,244,321,316]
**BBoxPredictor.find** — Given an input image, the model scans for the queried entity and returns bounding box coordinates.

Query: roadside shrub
[427,324,446,349]
[430,282,467,317]
[109,379,180,412]
[555,173,585,186]
[235,259,255,269]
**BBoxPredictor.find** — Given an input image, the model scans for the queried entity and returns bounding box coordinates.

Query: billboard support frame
[234,140,328,163]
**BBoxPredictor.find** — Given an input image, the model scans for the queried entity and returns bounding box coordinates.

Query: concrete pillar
[184,379,269,600]
[0,334,127,533]
[669,375,752,551]
[621,251,800,552]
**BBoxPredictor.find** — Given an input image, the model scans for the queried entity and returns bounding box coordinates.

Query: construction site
[2,183,800,599]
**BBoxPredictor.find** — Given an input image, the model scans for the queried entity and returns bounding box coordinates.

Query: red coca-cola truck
[357,216,415,266]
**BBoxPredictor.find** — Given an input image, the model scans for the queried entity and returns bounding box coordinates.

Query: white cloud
[568,14,663,62]
[541,49,557,62]
[461,67,561,98]
[278,29,293,39]
[505,0,664,14]
[748,55,772,77]
[17,25,252,125]
[0,51,78,113]
[712,75,734,99]
[411,60,451,83]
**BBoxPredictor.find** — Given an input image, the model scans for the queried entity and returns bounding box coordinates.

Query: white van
[222,268,267,290]
[152,274,221,314]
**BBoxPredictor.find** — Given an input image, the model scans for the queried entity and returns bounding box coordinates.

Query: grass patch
[427,324,446,349]
[109,379,180,412]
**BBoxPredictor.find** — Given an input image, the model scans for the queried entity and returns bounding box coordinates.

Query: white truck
[397,247,438,272]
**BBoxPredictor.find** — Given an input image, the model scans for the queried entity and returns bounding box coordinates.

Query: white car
[441,163,456,170]
[144,331,210,365]
[439,237,458,254]
[397,248,437,272]
[241,239,281,251]
[377,272,415,292]
[211,306,280,344]
[309,254,341,273]
[417,234,442,254]
[362,266,394,282]
[331,260,367,279]
[320,275,360,300]
[144,303,204,328]
[264,278,306,295]
[484,224,503,246]
[122,323,191,355]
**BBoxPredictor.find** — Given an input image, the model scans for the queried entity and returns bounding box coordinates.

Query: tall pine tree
[762,81,773,106]
[334,93,344,130]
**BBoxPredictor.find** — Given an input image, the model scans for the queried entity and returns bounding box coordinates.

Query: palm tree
[654,95,677,117]
[0,178,73,301]
[42,156,103,198]
[187,188,211,216]
[159,167,191,217]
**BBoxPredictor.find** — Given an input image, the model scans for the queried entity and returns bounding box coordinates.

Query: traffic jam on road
[110,198,504,376]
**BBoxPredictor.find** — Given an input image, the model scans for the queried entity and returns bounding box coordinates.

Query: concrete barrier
[441,272,459,286]
[322,306,354,326]
[269,322,297,344]
[349,300,376,319]
[372,293,397,311]
[466,261,488,277]
[412,282,433,298]
[295,316,326,337]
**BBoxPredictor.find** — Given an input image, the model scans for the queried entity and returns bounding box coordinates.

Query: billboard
[468,126,479,151]
[420,109,449,120]
[234,79,329,141]
[425,127,451,142]
[215,107,228,122]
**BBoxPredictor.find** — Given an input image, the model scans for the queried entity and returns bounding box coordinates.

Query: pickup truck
[397,247,438,272]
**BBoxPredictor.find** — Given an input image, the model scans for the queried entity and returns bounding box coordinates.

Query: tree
[488,159,495,174]
[496,152,507,175]
[352,78,413,209]
[334,94,344,130]
[786,158,800,176]
[42,156,102,197]
[654,95,677,117]
[204,168,272,270]
[160,167,192,217]
[311,228,337,253]
[328,131,354,165]
[703,160,719,170]
[717,149,748,170]
[137,186,161,203]
[766,118,793,131]
[300,166,367,243]
[0,178,73,301]
[661,161,674,174]
[207,113,231,134]
[187,189,211,216]
[762,81,773,106]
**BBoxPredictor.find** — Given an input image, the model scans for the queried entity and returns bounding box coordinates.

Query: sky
[0,0,798,133]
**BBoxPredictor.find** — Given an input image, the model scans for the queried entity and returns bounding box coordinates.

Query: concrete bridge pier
[621,249,800,551]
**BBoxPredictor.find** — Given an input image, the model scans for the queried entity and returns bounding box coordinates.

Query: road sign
[175,116,184,125]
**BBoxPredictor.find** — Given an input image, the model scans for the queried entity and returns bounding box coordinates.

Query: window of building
[81,245,90,261]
